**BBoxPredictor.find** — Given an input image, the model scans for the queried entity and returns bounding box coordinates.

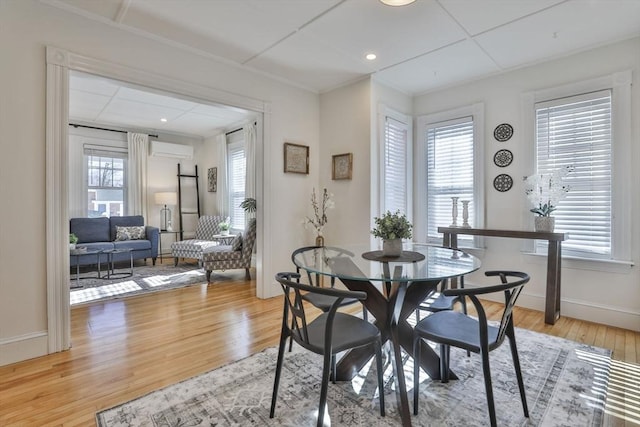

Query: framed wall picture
[208,167,217,192]
[332,153,353,180]
[283,142,309,174]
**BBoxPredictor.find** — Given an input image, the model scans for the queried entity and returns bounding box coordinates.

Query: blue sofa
[70,215,159,267]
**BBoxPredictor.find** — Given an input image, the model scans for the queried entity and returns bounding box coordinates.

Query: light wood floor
[1,273,638,426]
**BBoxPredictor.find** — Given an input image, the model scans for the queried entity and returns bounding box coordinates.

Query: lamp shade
[154,192,177,206]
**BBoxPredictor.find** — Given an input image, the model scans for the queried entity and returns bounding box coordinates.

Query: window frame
[226,137,246,231]
[416,103,485,246]
[379,105,413,219]
[521,70,632,263]
[84,146,128,218]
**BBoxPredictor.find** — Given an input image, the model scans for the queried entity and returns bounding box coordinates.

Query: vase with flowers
[371,210,413,257]
[219,219,231,236]
[305,188,334,246]
[523,165,573,232]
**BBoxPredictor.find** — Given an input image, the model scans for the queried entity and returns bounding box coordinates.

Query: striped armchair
[171,215,225,265]
[202,218,257,282]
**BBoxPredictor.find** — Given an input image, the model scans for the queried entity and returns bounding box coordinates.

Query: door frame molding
[46,46,270,352]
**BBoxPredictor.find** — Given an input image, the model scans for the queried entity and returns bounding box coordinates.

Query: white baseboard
[465,282,640,332]
[517,293,640,332]
[0,331,49,367]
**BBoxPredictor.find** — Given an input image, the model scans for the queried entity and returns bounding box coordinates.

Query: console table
[438,227,567,325]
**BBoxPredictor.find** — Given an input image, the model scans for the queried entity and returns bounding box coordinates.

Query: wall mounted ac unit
[150,141,193,159]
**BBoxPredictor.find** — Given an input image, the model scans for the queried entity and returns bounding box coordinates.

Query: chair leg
[413,336,421,415]
[245,268,251,280]
[507,328,529,417]
[480,346,497,427]
[374,340,385,417]
[440,344,450,383]
[269,330,289,418]
[331,354,336,384]
[206,270,211,283]
[317,352,333,427]
[173,257,178,267]
[288,319,295,352]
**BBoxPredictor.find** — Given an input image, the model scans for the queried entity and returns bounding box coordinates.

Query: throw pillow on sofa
[116,226,146,241]
[231,233,243,251]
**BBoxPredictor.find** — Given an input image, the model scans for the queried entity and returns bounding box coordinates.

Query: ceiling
[56,0,640,137]
[69,71,256,138]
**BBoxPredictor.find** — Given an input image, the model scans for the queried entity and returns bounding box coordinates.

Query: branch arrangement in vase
[304,188,334,237]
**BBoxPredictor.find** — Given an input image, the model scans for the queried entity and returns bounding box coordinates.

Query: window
[227,139,246,230]
[417,104,484,245]
[525,71,631,262]
[382,111,411,215]
[535,91,612,257]
[85,148,127,217]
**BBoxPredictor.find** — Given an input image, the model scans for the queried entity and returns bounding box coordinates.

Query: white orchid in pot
[523,166,573,233]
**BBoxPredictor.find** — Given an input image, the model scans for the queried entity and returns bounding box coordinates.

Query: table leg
[73,258,81,289]
[545,241,562,324]
[389,277,411,426]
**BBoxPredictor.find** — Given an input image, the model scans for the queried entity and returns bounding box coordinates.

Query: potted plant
[69,233,78,250]
[523,166,573,232]
[371,210,413,257]
[219,220,231,236]
[240,197,256,215]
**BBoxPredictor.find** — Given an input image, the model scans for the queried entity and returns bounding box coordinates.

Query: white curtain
[216,133,229,218]
[127,132,148,218]
[244,122,256,224]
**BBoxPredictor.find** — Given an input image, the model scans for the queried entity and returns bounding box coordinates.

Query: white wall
[319,79,372,246]
[0,0,319,365]
[412,37,640,331]
[68,126,202,226]
[201,134,221,217]
[318,78,412,247]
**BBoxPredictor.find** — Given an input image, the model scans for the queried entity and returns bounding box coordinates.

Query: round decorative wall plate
[493,123,514,142]
[493,149,513,167]
[493,174,513,192]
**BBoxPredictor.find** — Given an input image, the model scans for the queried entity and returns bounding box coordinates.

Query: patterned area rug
[70,263,207,305]
[96,328,610,426]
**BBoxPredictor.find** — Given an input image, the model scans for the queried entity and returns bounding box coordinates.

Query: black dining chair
[415,275,467,321]
[412,270,530,427]
[271,272,385,427]
[291,247,368,338]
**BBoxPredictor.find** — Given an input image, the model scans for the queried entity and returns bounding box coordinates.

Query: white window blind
[535,90,612,257]
[426,116,474,242]
[227,140,246,230]
[384,116,409,214]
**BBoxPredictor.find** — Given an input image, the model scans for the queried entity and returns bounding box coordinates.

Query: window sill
[522,251,634,274]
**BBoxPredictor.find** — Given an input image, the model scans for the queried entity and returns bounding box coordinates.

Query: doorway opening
[46,46,269,352]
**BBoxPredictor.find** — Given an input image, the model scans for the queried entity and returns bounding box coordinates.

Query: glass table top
[292,243,480,283]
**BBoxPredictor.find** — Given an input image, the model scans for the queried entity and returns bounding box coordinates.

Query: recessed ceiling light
[379,0,416,6]
[160,118,168,122]
[366,53,377,61]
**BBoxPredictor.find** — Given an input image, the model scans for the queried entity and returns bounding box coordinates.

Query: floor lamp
[155,192,177,231]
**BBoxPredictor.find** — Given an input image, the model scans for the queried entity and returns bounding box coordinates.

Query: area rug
[96,328,610,426]
[70,263,207,305]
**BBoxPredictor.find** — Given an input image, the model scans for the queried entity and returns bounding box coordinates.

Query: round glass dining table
[292,243,481,427]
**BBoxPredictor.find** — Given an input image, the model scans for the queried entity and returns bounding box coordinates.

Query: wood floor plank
[0,276,638,426]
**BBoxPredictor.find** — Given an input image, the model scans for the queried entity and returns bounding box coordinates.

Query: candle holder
[450,197,459,227]
[461,200,471,228]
